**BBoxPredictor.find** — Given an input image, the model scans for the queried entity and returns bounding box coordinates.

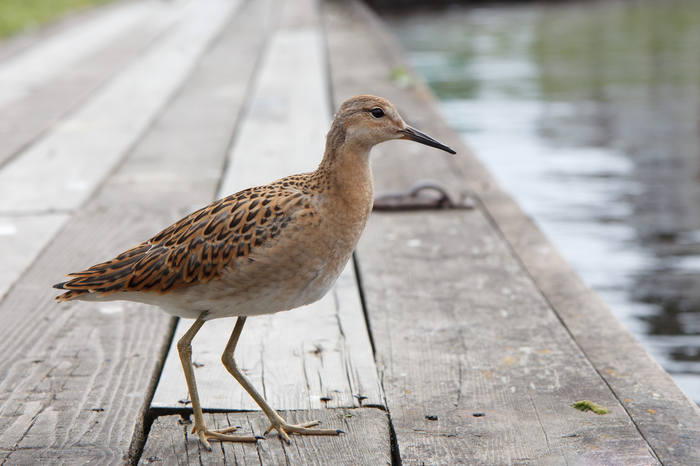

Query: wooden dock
[0,0,698,464]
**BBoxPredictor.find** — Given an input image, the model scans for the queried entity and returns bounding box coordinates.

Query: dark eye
[370,108,385,118]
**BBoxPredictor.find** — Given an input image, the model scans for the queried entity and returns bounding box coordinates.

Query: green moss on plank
[572,400,610,415]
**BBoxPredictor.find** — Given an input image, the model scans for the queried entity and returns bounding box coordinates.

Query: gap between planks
[0,0,240,303]
[324,1,700,464]
[141,408,391,466]
[321,0,681,464]
[0,0,262,462]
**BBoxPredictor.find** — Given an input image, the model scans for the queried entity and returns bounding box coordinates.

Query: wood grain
[0,214,69,301]
[0,0,238,214]
[0,0,144,65]
[358,211,658,465]
[0,0,238,315]
[0,213,178,465]
[0,0,186,167]
[140,409,391,466]
[152,262,383,412]
[322,0,698,464]
[0,0,265,461]
[218,2,328,195]
[0,1,191,303]
[0,0,158,112]
[472,167,700,465]
[330,1,700,464]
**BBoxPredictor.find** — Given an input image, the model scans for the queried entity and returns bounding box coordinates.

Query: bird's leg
[221,316,342,444]
[177,313,259,449]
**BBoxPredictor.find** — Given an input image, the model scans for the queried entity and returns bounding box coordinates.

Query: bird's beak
[399,126,456,154]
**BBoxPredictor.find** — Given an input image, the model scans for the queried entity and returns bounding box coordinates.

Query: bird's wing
[54,183,314,301]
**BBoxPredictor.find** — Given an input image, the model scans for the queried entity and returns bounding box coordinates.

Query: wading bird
[55,95,456,449]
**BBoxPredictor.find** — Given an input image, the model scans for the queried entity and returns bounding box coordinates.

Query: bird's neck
[315,126,374,221]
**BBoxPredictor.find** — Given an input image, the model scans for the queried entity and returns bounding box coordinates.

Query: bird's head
[328,95,456,155]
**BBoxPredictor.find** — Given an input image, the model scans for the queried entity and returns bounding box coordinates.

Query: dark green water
[384,0,700,403]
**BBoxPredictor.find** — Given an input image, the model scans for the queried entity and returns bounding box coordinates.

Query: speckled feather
[56,179,314,298]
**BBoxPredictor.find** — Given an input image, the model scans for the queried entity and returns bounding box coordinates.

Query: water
[383,0,700,403]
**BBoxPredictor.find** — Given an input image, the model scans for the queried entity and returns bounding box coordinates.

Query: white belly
[98,249,351,320]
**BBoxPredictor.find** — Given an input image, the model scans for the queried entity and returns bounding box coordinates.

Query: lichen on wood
[572,400,610,415]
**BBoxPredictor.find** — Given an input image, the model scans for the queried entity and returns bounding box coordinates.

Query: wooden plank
[0,0,240,215]
[0,0,160,112]
[358,212,658,465]
[152,0,383,414]
[333,259,385,409]
[140,409,391,466]
[0,0,145,65]
[0,212,178,465]
[0,0,189,167]
[218,32,329,192]
[0,0,239,307]
[322,0,678,463]
[0,0,263,461]
[0,1,194,302]
[152,263,381,412]
[0,214,68,300]
[328,1,700,465]
[94,0,273,215]
[466,153,700,464]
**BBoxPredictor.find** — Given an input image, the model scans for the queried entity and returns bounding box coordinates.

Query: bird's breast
[165,194,370,319]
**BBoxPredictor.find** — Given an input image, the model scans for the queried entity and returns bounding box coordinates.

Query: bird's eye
[370,108,385,118]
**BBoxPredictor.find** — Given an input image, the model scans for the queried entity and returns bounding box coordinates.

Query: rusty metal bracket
[373,179,475,211]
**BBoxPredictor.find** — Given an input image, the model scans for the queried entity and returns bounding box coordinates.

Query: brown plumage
[54,95,455,449]
[56,182,309,299]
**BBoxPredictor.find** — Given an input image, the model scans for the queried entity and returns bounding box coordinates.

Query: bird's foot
[264,418,344,444]
[192,424,261,450]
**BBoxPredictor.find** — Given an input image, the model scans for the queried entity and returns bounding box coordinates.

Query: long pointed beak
[399,126,456,154]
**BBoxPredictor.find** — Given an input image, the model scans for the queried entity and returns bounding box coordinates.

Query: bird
[54,94,456,450]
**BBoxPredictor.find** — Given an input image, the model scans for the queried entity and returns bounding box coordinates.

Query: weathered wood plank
[334,259,385,409]
[0,0,263,461]
[0,0,239,215]
[0,214,68,301]
[329,2,700,465]
[152,262,380,413]
[358,212,658,465]
[140,409,391,466]
[0,1,196,302]
[0,0,159,113]
[0,0,142,65]
[152,0,383,414]
[218,31,329,193]
[322,0,681,464]
[94,0,272,215]
[0,216,178,465]
[0,0,239,308]
[0,0,188,167]
[468,154,700,464]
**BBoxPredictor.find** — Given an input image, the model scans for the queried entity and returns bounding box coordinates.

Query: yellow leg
[221,316,343,444]
[177,313,259,449]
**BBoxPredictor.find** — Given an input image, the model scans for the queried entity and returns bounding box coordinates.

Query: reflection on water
[384,0,700,403]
